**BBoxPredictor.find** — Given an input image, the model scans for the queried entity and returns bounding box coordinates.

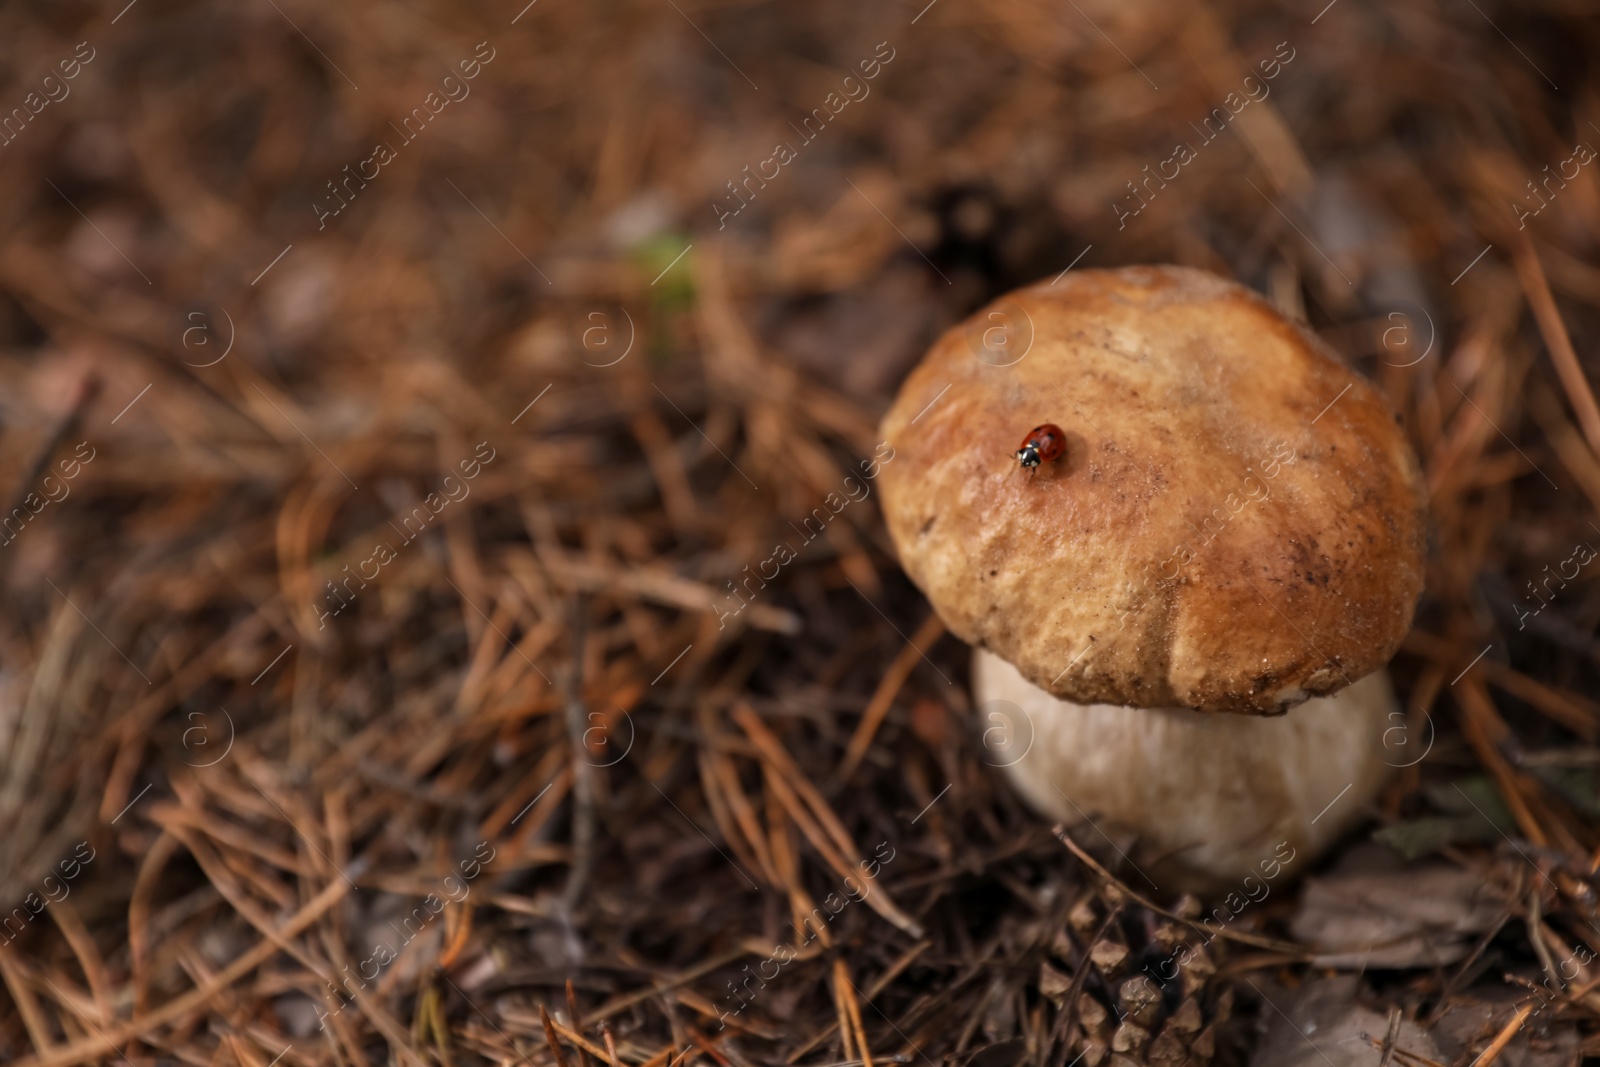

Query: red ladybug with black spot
[1015,423,1066,470]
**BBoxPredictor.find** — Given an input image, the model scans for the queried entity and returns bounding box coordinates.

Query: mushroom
[877,265,1427,891]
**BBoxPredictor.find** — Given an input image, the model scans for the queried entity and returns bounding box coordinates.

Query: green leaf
[1372,815,1500,860]
[1424,776,1517,831]
[1529,765,1600,818]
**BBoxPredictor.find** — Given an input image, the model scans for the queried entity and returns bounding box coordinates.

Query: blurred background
[2,0,1600,1065]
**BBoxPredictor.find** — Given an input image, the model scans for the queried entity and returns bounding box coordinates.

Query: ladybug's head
[1015,445,1042,468]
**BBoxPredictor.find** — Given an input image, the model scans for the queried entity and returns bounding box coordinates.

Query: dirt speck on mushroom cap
[878,265,1428,715]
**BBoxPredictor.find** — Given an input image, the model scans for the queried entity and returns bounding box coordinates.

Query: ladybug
[1015,423,1066,469]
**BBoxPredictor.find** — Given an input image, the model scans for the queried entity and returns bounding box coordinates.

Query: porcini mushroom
[877,265,1427,891]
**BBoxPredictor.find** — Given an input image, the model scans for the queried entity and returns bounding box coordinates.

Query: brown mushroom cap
[878,265,1427,714]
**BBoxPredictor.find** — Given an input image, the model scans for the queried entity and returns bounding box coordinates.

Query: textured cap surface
[878,265,1427,714]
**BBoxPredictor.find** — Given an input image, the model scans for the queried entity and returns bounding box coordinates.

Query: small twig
[1502,970,1600,1019]
[542,1005,574,1067]
[568,980,594,1067]
[0,952,58,1058]
[1526,892,1559,981]
[1377,1006,1402,1067]
[563,595,596,915]
[1469,1004,1533,1067]
[587,947,755,1024]
[1427,913,1511,1024]
[831,964,856,1062]
[786,942,931,1062]
[1359,1034,1450,1067]
[1,371,98,563]
[686,1027,738,1067]
[1514,233,1600,458]
[834,959,873,1067]
[832,612,944,788]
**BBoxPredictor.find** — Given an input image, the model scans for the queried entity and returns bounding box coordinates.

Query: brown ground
[0,1,1598,1066]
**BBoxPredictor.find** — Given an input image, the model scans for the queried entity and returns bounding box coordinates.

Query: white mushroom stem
[973,648,1400,893]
